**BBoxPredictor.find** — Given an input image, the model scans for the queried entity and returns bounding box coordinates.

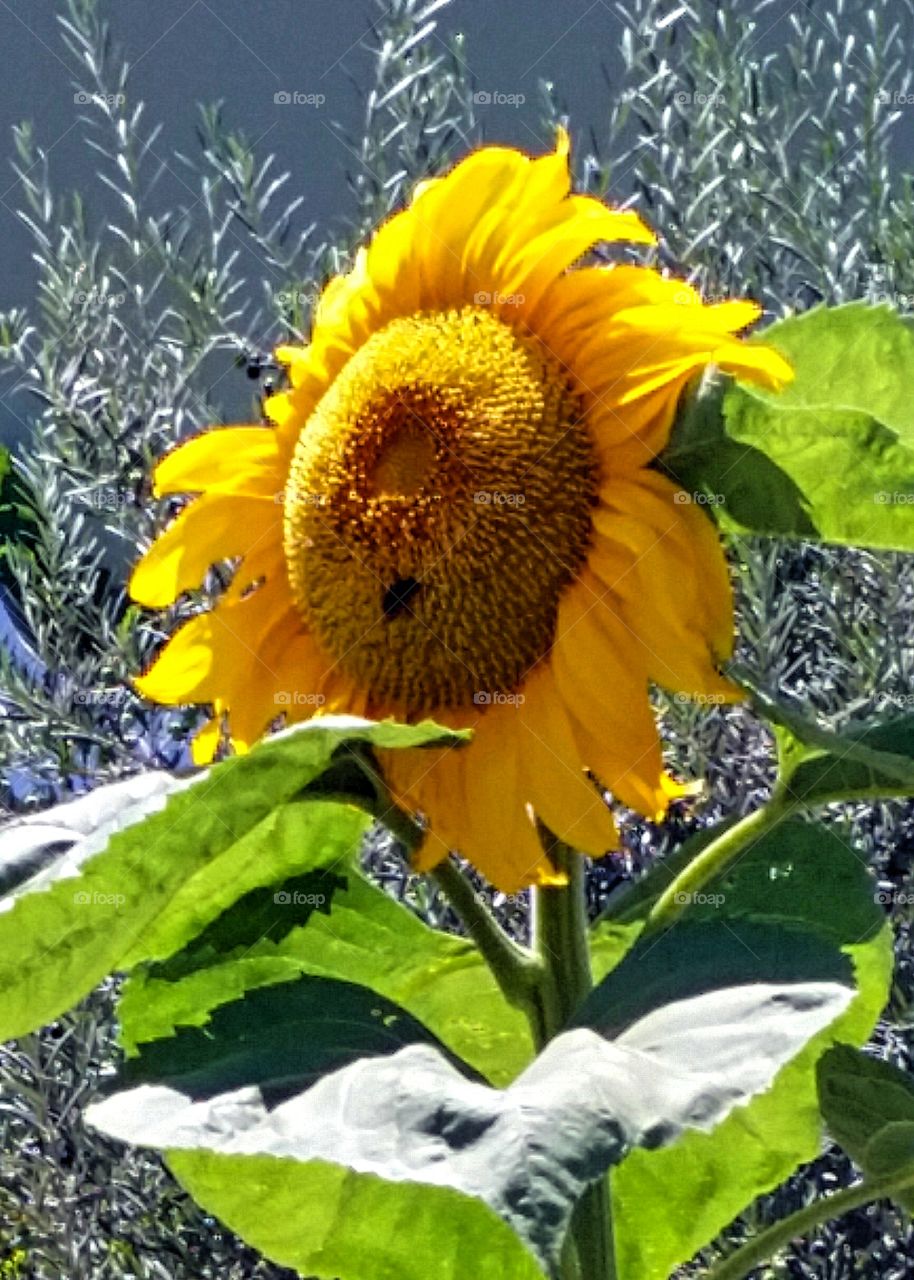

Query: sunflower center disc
[283,306,598,712]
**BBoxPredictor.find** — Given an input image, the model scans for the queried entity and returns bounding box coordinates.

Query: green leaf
[734,667,914,804]
[779,714,914,804]
[673,819,881,944]
[818,1044,914,1206]
[591,811,879,978]
[120,973,484,1102]
[589,822,744,988]
[864,1123,914,1183]
[662,302,914,551]
[89,980,851,1280]
[781,713,914,804]
[609,818,893,1280]
[120,796,369,967]
[171,1157,549,1280]
[0,717,466,1040]
[578,920,852,1038]
[118,865,533,1087]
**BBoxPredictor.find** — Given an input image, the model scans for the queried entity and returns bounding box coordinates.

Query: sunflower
[131,129,792,892]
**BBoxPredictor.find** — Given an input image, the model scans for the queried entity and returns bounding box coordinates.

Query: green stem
[730,660,914,791]
[570,1180,615,1280]
[645,791,797,936]
[346,747,546,1025]
[532,838,593,1039]
[533,836,615,1280]
[431,858,544,1016]
[705,1171,914,1280]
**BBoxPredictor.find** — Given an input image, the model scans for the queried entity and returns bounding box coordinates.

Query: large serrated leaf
[591,816,880,982]
[578,920,852,1038]
[171,1158,550,1280]
[120,973,484,1102]
[89,981,852,1280]
[119,865,533,1087]
[0,716,466,1040]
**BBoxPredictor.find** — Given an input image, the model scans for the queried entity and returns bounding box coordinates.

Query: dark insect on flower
[382,576,422,619]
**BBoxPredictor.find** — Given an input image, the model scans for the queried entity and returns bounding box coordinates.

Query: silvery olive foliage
[2,0,914,1276]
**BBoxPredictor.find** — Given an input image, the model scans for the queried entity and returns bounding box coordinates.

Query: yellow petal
[592,468,734,665]
[262,386,319,443]
[552,571,667,817]
[412,147,533,307]
[496,198,655,319]
[135,579,290,705]
[224,543,288,603]
[130,495,282,608]
[518,663,619,856]
[381,702,564,891]
[153,427,284,499]
[191,714,223,765]
[578,303,792,462]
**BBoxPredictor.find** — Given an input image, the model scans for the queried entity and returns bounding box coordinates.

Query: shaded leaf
[118,866,533,1087]
[90,981,852,1280]
[120,974,484,1104]
[818,1044,914,1206]
[780,715,914,805]
[739,669,914,803]
[578,920,852,1038]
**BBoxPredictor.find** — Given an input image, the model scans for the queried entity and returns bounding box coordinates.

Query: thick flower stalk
[131,129,792,891]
